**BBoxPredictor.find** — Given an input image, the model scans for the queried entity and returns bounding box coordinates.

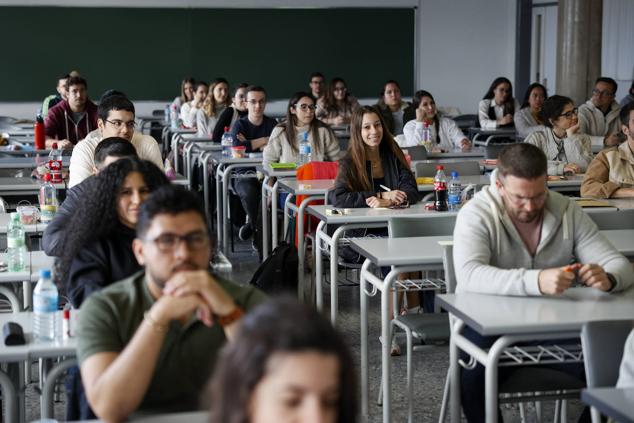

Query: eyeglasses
[558,108,578,119]
[145,231,209,253]
[501,185,547,205]
[592,89,614,97]
[105,119,136,129]
[247,100,266,106]
[294,104,317,111]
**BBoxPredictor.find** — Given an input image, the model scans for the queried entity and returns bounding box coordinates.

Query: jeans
[232,177,261,229]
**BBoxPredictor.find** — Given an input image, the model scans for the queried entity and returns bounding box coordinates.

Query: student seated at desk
[43,137,138,257]
[69,92,164,188]
[578,77,622,148]
[211,83,248,143]
[263,91,340,167]
[169,76,195,114]
[525,95,592,176]
[453,143,633,423]
[317,77,360,127]
[401,90,471,151]
[181,80,208,128]
[581,102,634,198]
[617,328,634,387]
[331,105,419,209]
[207,297,357,423]
[309,71,326,102]
[59,158,169,308]
[41,73,70,118]
[77,186,265,422]
[45,75,98,149]
[230,85,278,243]
[478,76,520,130]
[514,82,547,138]
[196,77,231,137]
[373,80,413,135]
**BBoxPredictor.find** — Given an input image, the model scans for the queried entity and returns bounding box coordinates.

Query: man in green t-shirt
[77,185,265,421]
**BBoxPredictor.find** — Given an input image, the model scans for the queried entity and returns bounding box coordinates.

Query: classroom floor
[20,237,588,422]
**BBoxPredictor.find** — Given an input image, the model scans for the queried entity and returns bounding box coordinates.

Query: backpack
[248,241,298,294]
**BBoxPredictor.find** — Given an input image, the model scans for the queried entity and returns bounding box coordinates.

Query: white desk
[258,164,297,259]
[581,387,634,423]
[276,179,334,301]
[0,177,65,196]
[0,311,77,423]
[438,288,634,423]
[0,251,54,311]
[426,149,486,159]
[80,411,209,423]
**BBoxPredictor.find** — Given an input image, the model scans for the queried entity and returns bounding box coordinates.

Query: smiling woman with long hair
[57,157,169,308]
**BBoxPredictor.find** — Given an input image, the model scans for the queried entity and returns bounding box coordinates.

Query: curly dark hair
[206,297,358,423]
[56,157,169,289]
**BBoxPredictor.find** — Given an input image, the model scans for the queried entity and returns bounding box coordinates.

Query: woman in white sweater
[478,77,520,130]
[196,78,231,136]
[264,91,340,167]
[401,90,471,151]
[514,82,547,139]
[525,95,592,176]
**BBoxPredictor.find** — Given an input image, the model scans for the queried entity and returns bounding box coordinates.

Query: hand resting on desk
[538,263,613,295]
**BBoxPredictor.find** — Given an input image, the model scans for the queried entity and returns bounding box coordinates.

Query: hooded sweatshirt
[453,176,633,295]
[577,99,621,148]
[45,99,98,144]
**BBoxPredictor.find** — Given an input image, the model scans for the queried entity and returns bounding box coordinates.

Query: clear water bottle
[170,104,179,129]
[221,126,233,157]
[7,212,26,272]
[33,269,58,341]
[434,165,448,212]
[448,171,462,211]
[39,173,58,223]
[298,132,311,165]
[421,121,432,151]
[48,143,63,183]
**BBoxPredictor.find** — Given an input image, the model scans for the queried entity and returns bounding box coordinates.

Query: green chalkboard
[0,7,415,101]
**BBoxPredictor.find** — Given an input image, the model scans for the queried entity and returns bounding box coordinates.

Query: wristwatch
[215,306,244,327]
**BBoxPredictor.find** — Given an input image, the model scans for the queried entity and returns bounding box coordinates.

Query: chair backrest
[453,114,478,132]
[581,320,633,388]
[415,161,480,178]
[485,143,516,160]
[587,209,634,230]
[403,145,427,161]
[337,137,349,152]
[388,215,456,238]
[440,242,456,293]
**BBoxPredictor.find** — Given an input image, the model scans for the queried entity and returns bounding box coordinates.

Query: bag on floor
[248,240,298,294]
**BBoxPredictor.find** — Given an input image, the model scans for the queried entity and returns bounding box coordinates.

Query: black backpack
[248,241,298,294]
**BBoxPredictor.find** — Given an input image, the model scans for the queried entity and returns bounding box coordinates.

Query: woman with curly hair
[316,77,360,127]
[207,297,357,423]
[58,157,169,308]
[196,77,231,136]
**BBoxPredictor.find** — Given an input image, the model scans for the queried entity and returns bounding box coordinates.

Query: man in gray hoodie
[453,143,633,422]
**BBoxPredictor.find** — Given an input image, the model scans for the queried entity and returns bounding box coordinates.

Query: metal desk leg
[216,164,225,247]
[315,221,326,310]
[449,319,465,423]
[359,259,372,418]
[171,133,182,174]
[201,152,211,226]
[22,280,32,310]
[41,358,77,420]
[283,194,294,238]
[0,369,18,423]
[261,176,270,259]
[271,180,279,250]
[296,195,321,303]
[380,269,398,423]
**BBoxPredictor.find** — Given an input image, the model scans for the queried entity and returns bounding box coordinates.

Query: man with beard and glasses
[76,185,265,422]
[452,143,632,422]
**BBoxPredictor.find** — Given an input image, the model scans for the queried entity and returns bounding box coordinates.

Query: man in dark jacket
[45,76,98,149]
[42,138,138,257]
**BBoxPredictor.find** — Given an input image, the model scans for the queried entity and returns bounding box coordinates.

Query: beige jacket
[263,125,340,167]
[581,141,634,198]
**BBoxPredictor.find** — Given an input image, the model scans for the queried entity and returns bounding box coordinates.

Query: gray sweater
[453,181,633,295]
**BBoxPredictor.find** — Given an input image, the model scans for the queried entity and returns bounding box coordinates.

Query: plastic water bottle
[298,132,311,165]
[170,104,179,129]
[221,126,233,157]
[434,165,448,212]
[448,171,462,211]
[421,122,432,151]
[7,212,26,272]
[39,173,58,223]
[33,269,58,341]
[48,143,63,183]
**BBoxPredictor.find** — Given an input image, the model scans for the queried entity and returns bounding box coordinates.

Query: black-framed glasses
[592,89,614,97]
[105,119,136,129]
[145,231,209,252]
[247,100,266,106]
[558,108,578,119]
[294,104,317,111]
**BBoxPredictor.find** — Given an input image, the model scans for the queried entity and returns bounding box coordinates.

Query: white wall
[417,0,517,114]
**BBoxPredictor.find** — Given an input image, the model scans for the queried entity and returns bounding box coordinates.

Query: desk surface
[350,235,451,267]
[79,411,209,423]
[0,177,65,191]
[426,149,486,159]
[308,203,458,224]
[277,179,334,195]
[438,288,634,336]
[582,387,634,423]
[210,152,263,165]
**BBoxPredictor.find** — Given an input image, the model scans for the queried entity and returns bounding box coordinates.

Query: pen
[379,184,391,192]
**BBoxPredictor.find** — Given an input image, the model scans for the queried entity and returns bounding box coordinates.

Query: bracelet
[144,311,168,332]
[215,306,244,327]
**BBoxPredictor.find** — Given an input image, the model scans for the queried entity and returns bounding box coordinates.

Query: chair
[403,145,427,161]
[484,142,516,160]
[438,243,585,423]
[415,161,481,178]
[580,320,633,423]
[452,114,478,132]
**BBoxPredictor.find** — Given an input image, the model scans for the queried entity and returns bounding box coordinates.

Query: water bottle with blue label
[33,269,59,341]
[221,126,233,157]
[298,132,311,165]
[448,171,462,211]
